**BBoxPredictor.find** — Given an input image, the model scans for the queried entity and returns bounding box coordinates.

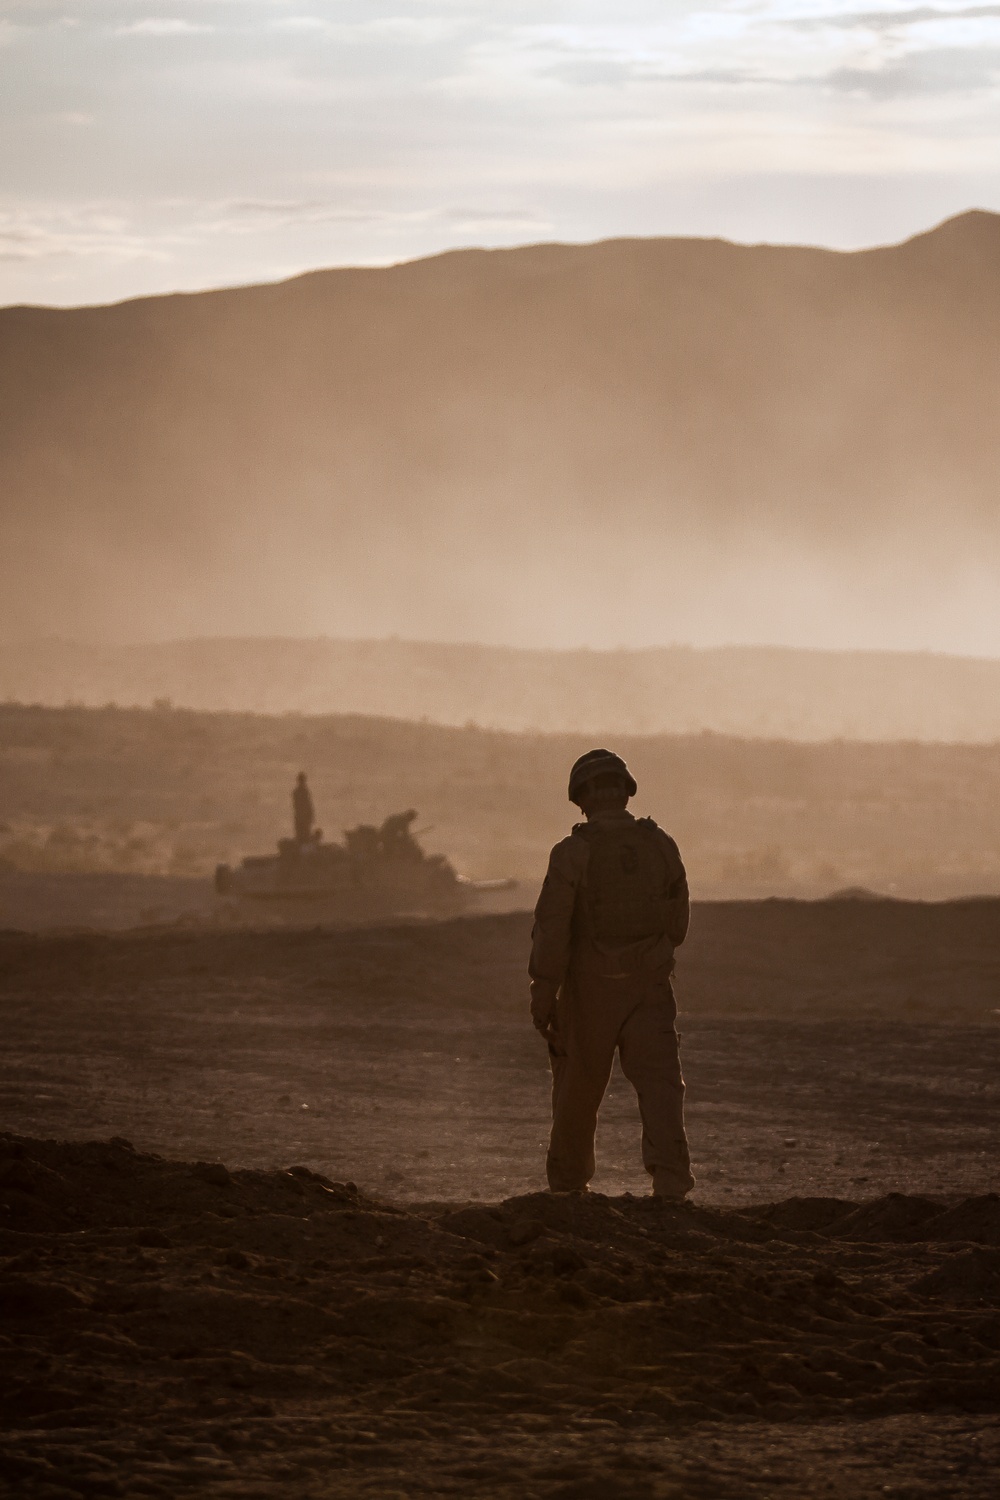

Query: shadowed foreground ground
[2,1133,999,1499]
[1,911,998,1495]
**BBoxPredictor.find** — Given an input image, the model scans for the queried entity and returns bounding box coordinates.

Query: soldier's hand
[530,978,556,1016]
[530,980,563,1051]
[531,1007,560,1043]
[538,1019,566,1056]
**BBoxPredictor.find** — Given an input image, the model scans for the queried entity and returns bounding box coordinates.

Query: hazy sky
[3,0,1000,306]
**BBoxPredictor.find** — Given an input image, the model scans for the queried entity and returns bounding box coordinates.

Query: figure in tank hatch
[292,772,315,845]
[529,749,694,1200]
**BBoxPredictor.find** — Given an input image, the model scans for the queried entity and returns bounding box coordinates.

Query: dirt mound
[911,1249,1000,1305]
[821,1193,945,1242]
[2,1134,1000,1496]
[749,1196,857,1233]
[919,1195,1000,1245]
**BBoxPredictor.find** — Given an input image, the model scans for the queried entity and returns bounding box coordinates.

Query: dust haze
[8,636,1000,743]
[3,213,1000,656]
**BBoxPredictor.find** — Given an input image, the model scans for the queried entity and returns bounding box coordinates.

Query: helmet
[568,748,637,804]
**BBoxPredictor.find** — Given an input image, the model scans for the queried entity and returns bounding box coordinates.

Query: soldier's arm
[528,838,581,1029]
[660,833,690,947]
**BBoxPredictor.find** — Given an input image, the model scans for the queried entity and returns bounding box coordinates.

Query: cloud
[193,198,548,237]
[441,205,545,224]
[824,43,1000,91]
[266,16,341,36]
[115,18,215,38]
[0,205,169,264]
[802,5,1000,30]
[211,199,399,230]
[523,3,1000,95]
[539,54,788,89]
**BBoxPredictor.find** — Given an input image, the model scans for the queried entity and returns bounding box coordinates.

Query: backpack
[575,817,670,945]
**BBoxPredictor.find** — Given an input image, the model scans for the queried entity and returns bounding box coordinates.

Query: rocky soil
[2,1134,999,1498]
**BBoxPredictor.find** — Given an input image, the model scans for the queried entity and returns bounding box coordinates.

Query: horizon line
[5,634,1000,667]
[4,207,997,317]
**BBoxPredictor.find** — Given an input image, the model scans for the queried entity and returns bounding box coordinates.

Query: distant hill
[2,212,1000,651]
[4,637,1000,742]
[2,701,1000,901]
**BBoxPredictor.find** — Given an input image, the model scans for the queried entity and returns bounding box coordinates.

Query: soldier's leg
[546,980,621,1192]
[617,980,695,1198]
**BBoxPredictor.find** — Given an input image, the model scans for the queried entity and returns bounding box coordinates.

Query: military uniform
[529,808,694,1197]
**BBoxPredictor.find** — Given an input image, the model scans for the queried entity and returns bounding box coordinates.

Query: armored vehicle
[214,807,512,920]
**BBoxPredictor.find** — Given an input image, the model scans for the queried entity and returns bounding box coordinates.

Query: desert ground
[1,901,999,1497]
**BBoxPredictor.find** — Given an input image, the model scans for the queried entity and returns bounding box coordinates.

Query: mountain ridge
[5,635,1000,742]
[5,207,996,315]
[3,209,999,651]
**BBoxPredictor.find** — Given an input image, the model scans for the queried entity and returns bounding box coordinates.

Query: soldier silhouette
[529,749,694,1199]
[292,772,315,845]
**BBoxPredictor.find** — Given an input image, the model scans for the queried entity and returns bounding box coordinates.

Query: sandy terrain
[2,907,999,1496]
